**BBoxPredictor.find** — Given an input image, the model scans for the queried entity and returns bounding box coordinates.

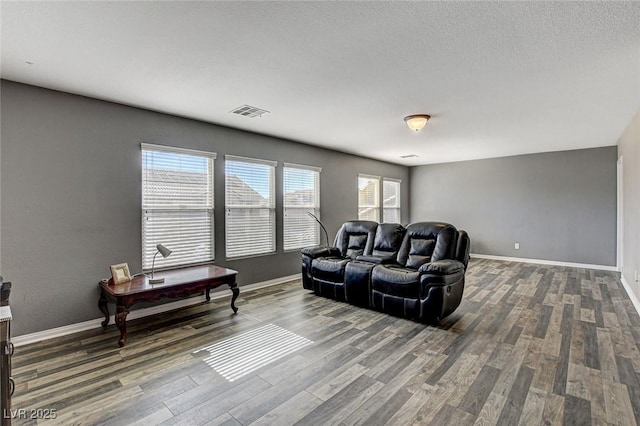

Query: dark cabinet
[0,280,12,426]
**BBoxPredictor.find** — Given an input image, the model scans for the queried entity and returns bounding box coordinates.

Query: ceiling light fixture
[404,114,431,132]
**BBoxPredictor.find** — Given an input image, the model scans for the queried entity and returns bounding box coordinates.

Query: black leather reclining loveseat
[301,221,470,323]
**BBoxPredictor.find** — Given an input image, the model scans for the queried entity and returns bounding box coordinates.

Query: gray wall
[410,147,618,266]
[618,107,640,298]
[0,80,409,335]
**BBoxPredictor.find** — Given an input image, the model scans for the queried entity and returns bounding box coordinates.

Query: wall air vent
[230,104,270,118]
[400,154,419,158]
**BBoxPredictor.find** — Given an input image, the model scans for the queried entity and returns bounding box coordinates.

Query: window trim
[283,163,322,251]
[141,143,218,160]
[358,174,381,222]
[224,155,277,260]
[141,143,216,271]
[358,174,402,223]
[225,154,277,167]
[382,177,402,223]
[283,162,322,173]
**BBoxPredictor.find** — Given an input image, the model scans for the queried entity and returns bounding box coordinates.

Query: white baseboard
[12,273,300,347]
[470,253,618,272]
[620,275,640,318]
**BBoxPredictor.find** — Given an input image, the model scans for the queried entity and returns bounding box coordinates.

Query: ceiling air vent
[230,104,270,118]
[400,154,419,158]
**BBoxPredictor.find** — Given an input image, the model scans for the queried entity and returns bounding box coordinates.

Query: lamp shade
[156,243,172,258]
[404,114,431,132]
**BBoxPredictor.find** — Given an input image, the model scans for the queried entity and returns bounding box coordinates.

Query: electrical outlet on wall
[635,270,639,282]
[514,243,520,250]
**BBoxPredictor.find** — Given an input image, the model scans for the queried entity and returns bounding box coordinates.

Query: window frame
[224,155,277,260]
[358,174,381,222]
[141,143,216,271]
[357,174,402,223]
[283,163,322,251]
[382,178,402,223]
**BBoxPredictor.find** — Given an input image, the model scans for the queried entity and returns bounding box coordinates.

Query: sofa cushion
[397,222,457,267]
[334,220,377,257]
[418,259,464,275]
[406,238,435,269]
[371,223,405,258]
[371,266,420,299]
[346,234,368,258]
[311,257,350,282]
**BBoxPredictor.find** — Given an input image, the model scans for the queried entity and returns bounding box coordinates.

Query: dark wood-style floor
[11,259,640,425]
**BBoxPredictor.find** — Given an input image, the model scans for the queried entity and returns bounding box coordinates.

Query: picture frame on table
[110,263,131,284]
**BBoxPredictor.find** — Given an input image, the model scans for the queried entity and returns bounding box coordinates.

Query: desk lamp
[149,243,172,284]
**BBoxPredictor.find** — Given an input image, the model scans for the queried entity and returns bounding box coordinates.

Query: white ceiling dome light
[404,115,431,132]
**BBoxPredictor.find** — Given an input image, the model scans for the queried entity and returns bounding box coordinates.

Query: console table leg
[205,287,211,302]
[98,293,110,328]
[115,305,129,347]
[229,282,239,313]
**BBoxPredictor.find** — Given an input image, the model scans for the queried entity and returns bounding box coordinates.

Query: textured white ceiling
[2,1,639,165]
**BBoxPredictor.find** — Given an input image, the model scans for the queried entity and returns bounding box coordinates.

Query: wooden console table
[99,264,238,347]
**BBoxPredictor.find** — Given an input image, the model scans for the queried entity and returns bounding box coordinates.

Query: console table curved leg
[98,293,110,328]
[229,282,239,313]
[115,305,129,347]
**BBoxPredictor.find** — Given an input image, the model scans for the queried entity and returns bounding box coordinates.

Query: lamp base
[149,277,165,284]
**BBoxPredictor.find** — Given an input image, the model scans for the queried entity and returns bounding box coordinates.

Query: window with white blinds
[358,175,380,221]
[383,179,401,223]
[283,164,321,250]
[225,156,276,259]
[141,144,216,270]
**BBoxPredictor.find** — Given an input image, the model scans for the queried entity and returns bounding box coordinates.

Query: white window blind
[383,179,401,223]
[283,164,321,250]
[141,144,216,270]
[225,156,276,258]
[358,175,380,221]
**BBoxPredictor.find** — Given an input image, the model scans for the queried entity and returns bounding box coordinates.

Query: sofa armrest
[419,260,466,299]
[355,255,397,265]
[301,246,341,259]
[418,259,464,275]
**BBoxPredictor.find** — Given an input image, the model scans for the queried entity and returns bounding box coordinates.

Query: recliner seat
[370,222,468,322]
[302,220,377,301]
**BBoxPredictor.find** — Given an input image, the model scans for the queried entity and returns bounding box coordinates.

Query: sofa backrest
[333,220,378,259]
[372,223,405,259]
[396,222,458,269]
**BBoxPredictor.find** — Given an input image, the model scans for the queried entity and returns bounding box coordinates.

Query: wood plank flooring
[10,258,640,425]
